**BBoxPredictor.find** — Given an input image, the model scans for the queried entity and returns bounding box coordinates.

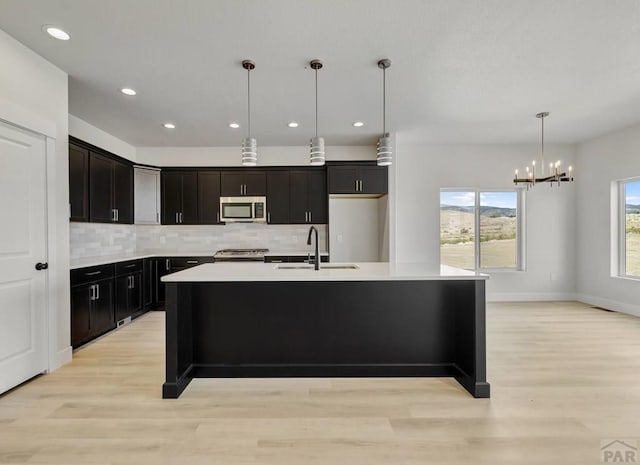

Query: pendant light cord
[247,68,251,139]
[382,66,386,135]
[315,68,319,138]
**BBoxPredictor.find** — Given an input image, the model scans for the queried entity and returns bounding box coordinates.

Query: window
[620,179,640,278]
[440,189,523,270]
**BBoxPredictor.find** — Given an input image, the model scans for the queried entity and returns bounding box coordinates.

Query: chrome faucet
[306,225,320,271]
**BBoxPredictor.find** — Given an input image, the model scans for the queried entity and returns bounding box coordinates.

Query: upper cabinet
[221,170,266,196]
[289,170,327,224]
[328,164,388,195]
[89,152,133,224]
[70,138,134,224]
[198,171,222,224]
[266,171,290,224]
[161,170,198,225]
[69,143,89,222]
[134,167,161,224]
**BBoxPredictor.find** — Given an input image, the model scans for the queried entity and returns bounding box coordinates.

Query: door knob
[35,262,48,271]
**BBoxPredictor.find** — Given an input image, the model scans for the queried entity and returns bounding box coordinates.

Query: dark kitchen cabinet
[221,170,266,196]
[198,171,222,224]
[143,258,154,309]
[114,260,143,322]
[328,164,388,194]
[162,171,198,224]
[89,152,134,223]
[69,143,89,222]
[70,265,115,348]
[154,256,215,307]
[290,170,327,224]
[266,171,290,224]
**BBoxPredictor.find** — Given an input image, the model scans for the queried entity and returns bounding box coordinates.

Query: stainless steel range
[213,248,269,262]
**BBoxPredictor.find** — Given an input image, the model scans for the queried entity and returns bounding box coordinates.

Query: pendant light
[309,59,325,166]
[241,59,257,166]
[377,59,392,166]
[513,112,574,189]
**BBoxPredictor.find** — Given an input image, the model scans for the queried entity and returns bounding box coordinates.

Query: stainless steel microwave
[219,196,266,223]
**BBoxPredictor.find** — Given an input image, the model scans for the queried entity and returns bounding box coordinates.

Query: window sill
[611,275,640,283]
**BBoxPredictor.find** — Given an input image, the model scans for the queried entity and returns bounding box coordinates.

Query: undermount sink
[276,264,360,270]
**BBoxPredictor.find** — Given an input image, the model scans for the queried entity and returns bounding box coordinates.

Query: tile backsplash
[70,222,327,259]
[69,223,136,259]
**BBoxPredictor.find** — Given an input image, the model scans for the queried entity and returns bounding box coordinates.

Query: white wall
[394,135,577,301]
[576,124,640,316]
[0,29,70,368]
[69,115,136,161]
[136,145,375,166]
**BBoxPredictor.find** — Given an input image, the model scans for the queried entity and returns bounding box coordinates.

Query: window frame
[440,188,525,272]
[618,177,640,279]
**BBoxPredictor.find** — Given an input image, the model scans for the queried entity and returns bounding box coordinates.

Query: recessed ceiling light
[42,25,70,41]
[287,122,299,128]
[120,88,137,96]
[163,123,176,129]
[353,121,364,127]
[229,122,240,129]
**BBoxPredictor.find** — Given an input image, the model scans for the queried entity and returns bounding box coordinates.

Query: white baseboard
[50,346,72,372]
[488,292,578,302]
[575,293,640,318]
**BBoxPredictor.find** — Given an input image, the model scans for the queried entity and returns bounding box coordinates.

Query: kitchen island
[162,262,490,399]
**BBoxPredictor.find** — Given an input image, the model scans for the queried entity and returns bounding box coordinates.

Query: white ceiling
[1,0,639,146]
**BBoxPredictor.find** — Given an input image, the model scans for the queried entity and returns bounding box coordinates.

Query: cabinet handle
[85,271,102,276]
[179,212,183,223]
[355,180,358,192]
[116,209,119,221]
[89,284,95,301]
[360,180,364,192]
[267,212,271,223]
[175,212,179,224]
[240,184,243,195]
[166,259,170,271]
[309,211,312,223]
[304,211,308,223]
[124,264,136,269]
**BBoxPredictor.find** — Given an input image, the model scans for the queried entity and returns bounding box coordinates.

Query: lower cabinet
[115,263,143,322]
[70,275,115,349]
[154,256,215,308]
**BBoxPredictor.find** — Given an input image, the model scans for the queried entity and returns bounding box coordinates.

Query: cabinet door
[266,171,289,224]
[71,285,92,348]
[89,153,113,222]
[143,259,154,308]
[198,171,221,224]
[69,143,89,222]
[162,172,182,224]
[113,161,133,224]
[328,166,359,194]
[244,171,266,196]
[155,258,171,305]
[221,172,245,196]
[360,166,388,194]
[289,171,309,224]
[91,280,115,336]
[307,171,327,224]
[114,275,130,322]
[181,171,199,224]
[129,272,143,316]
[134,168,160,224]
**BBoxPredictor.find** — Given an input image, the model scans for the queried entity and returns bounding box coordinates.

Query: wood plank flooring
[1,301,640,464]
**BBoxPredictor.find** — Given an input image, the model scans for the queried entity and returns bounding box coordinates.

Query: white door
[0,121,48,394]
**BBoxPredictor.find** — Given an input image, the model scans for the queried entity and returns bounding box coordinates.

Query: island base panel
[164,280,489,399]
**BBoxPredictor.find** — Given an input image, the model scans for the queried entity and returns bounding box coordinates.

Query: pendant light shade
[377,59,392,166]
[241,60,257,166]
[309,59,325,166]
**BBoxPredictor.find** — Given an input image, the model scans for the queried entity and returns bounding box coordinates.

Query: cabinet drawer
[170,256,215,268]
[115,259,143,275]
[71,264,115,287]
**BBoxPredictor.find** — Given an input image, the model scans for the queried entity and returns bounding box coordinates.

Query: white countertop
[70,250,329,269]
[161,262,489,282]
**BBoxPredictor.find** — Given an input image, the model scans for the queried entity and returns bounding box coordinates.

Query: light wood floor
[1,301,640,464]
